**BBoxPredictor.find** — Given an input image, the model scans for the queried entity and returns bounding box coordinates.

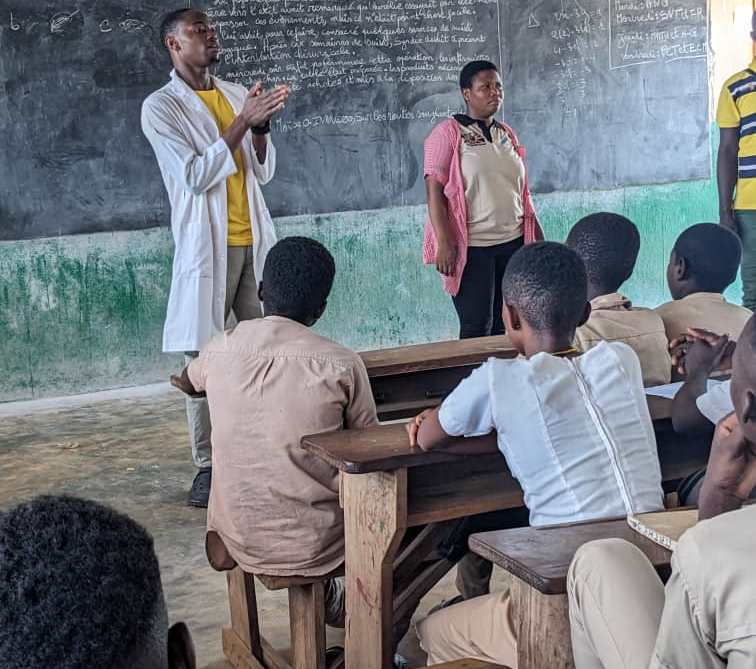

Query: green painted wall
[0,133,743,402]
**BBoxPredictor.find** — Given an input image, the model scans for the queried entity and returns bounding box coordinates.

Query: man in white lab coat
[142,8,289,507]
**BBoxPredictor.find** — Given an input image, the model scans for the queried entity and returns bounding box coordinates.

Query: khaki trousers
[185,245,262,469]
[416,590,518,667]
[567,539,665,669]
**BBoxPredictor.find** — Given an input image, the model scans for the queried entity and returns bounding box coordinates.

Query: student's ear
[672,252,688,281]
[742,389,756,425]
[577,302,592,328]
[168,622,196,669]
[503,303,521,331]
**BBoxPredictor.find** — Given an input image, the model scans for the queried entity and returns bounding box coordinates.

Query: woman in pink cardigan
[423,60,543,338]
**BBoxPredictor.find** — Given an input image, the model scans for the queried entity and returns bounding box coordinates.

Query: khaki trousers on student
[416,590,518,667]
[567,539,665,669]
[185,245,263,469]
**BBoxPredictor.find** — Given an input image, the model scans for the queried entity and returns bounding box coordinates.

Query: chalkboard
[0,0,177,240]
[0,0,709,240]
[500,0,710,192]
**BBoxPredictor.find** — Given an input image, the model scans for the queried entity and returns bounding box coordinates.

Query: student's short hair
[460,60,499,90]
[565,212,640,292]
[502,241,588,333]
[262,237,336,320]
[673,223,742,293]
[160,8,193,47]
[0,496,164,669]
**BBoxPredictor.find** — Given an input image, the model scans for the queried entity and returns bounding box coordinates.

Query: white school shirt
[696,380,734,425]
[141,71,278,353]
[439,341,664,527]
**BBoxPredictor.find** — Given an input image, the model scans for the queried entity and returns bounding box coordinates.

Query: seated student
[406,242,665,668]
[568,315,756,669]
[655,223,751,342]
[171,237,378,628]
[566,212,672,386]
[0,495,196,669]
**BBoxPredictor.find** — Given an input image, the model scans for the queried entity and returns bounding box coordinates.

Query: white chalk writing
[206,0,498,96]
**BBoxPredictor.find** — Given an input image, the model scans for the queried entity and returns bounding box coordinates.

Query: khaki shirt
[655,293,752,342]
[652,505,756,667]
[188,316,378,576]
[459,122,524,247]
[575,293,671,387]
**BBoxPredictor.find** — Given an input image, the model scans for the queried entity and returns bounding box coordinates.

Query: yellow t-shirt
[196,88,253,246]
[716,59,756,210]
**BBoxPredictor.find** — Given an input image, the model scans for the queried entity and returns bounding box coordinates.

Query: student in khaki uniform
[655,223,751,343]
[171,237,378,628]
[568,315,756,669]
[567,213,672,386]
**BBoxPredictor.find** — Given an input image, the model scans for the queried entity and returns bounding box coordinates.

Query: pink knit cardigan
[423,118,544,296]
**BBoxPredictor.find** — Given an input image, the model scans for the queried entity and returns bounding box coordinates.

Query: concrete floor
[0,386,510,668]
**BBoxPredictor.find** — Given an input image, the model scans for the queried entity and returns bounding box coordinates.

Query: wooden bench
[222,566,345,669]
[468,515,680,669]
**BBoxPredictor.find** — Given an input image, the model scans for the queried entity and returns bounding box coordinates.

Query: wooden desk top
[302,396,675,474]
[469,516,675,595]
[359,335,516,377]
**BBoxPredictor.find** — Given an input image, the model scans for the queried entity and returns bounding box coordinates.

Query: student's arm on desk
[406,363,497,453]
[406,407,499,454]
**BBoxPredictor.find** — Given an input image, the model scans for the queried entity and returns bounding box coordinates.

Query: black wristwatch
[251,121,271,135]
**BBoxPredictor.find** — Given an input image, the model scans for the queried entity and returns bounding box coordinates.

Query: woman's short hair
[459,60,499,90]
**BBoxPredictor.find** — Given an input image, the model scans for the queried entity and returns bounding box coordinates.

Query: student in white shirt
[406,241,665,667]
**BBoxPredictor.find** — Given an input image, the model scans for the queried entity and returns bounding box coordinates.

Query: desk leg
[512,576,574,669]
[342,469,408,669]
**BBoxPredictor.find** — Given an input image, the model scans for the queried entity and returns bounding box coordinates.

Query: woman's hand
[435,238,457,277]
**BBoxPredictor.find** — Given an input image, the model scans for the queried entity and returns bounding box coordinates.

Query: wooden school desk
[359,336,516,421]
[300,397,709,669]
[468,513,682,669]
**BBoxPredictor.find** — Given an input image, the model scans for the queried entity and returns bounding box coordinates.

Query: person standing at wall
[423,60,543,339]
[142,8,289,507]
[717,10,756,311]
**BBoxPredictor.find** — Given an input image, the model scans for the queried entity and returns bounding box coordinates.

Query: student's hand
[720,210,739,236]
[241,83,290,128]
[170,367,204,398]
[703,412,756,505]
[670,328,734,376]
[435,238,457,277]
[406,409,435,447]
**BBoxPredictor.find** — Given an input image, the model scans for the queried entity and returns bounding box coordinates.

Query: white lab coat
[141,70,277,353]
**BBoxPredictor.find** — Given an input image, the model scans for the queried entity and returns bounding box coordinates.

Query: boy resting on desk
[656,223,751,343]
[567,212,672,386]
[171,236,378,627]
[568,314,756,669]
[406,241,665,667]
